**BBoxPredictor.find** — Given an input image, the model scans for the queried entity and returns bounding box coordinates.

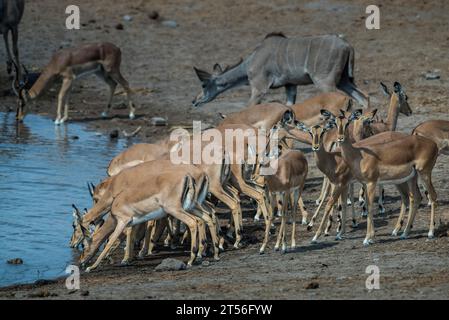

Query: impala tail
[181,175,196,211]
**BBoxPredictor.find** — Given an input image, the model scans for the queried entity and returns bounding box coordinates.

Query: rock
[161,20,178,28]
[425,71,440,80]
[7,258,23,265]
[305,282,319,289]
[154,258,186,272]
[123,15,133,22]
[201,261,210,267]
[115,23,124,30]
[150,117,167,126]
[109,129,119,139]
[34,279,57,286]
[148,11,159,20]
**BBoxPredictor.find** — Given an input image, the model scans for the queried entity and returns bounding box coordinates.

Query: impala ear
[349,109,363,121]
[380,82,390,96]
[213,63,223,74]
[393,81,403,94]
[320,109,335,121]
[345,99,353,111]
[193,67,212,82]
[295,120,310,132]
[282,110,294,124]
[371,108,378,118]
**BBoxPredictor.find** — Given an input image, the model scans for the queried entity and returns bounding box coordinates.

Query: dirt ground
[1,0,449,299]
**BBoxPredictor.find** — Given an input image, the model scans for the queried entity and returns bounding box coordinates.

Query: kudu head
[192,59,243,107]
[192,64,224,107]
[380,81,412,116]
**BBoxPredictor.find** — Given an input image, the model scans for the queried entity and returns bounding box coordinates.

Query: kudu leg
[285,84,297,106]
[11,27,21,80]
[3,31,13,74]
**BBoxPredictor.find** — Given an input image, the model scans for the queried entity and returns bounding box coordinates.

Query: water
[0,112,130,287]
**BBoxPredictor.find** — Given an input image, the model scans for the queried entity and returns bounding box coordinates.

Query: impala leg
[109,71,136,119]
[316,176,329,205]
[312,186,341,243]
[99,73,117,118]
[191,207,220,260]
[392,183,408,236]
[308,181,332,231]
[281,193,289,253]
[274,193,285,251]
[291,189,300,250]
[138,220,155,258]
[419,172,437,238]
[336,184,349,240]
[378,186,386,214]
[363,183,376,245]
[349,183,357,227]
[122,226,137,265]
[165,207,199,267]
[55,77,73,125]
[86,218,129,272]
[298,195,308,225]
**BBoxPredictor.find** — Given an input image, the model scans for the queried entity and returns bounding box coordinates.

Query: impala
[412,120,449,155]
[324,109,438,244]
[16,42,136,124]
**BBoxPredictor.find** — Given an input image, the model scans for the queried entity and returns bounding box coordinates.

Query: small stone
[201,261,210,267]
[155,258,186,272]
[7,258,23,265]
[425,72,440,80]
[148,11,159,20]
[161,20,178,28]
[109,129,119,139]
[305,282,319,290]
[150,117,167,126]
[123,15,133,22]
[115,23,124,30]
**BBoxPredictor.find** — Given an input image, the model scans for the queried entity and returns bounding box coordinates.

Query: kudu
[16,42,136,124]
[192,33,368,108]
[0,0,24,79]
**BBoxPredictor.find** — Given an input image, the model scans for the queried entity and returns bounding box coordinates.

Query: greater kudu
[192,33,369,108]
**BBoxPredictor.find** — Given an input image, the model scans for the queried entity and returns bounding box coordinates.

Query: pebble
[115,23,124,30]
[148,11,159,20]
[161,20,178,28]
[305,282,320,289]
[155,258,186,271]
[123,15,133,22]
[150,117,167,126]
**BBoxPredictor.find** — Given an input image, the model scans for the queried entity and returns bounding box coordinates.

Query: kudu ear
[213,63,223,74]
[380,82,390,97]
[193,67,212,82]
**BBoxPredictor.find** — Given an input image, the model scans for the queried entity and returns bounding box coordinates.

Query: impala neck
[314,141,334,176]
[385,94,400,131]
[339,130,362,167]
[28,70,58,100]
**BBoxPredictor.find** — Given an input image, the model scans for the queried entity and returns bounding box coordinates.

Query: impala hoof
[352,220,358,228]
[121,259,130,266]
[427,232,434,239]
[363,239,373,246]
[101,111,108,118]
[392,229,399,236]
[54,119,62,125]
[311,237,318,244]
[129,112,135,120]
[301,218,308,225]
[307,224,313,232]
[85,266,93,273]
[335,234,343,241]
[253,214,260,222]
[281,248,287,254]
[274,246,279,252]
[315,199,321,206]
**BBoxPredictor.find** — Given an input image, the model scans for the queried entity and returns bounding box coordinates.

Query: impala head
[294,120,335,151]
[380,81,412,116]
[70,204,91,250]
[352,109,378,138]
[320,109,363,143]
